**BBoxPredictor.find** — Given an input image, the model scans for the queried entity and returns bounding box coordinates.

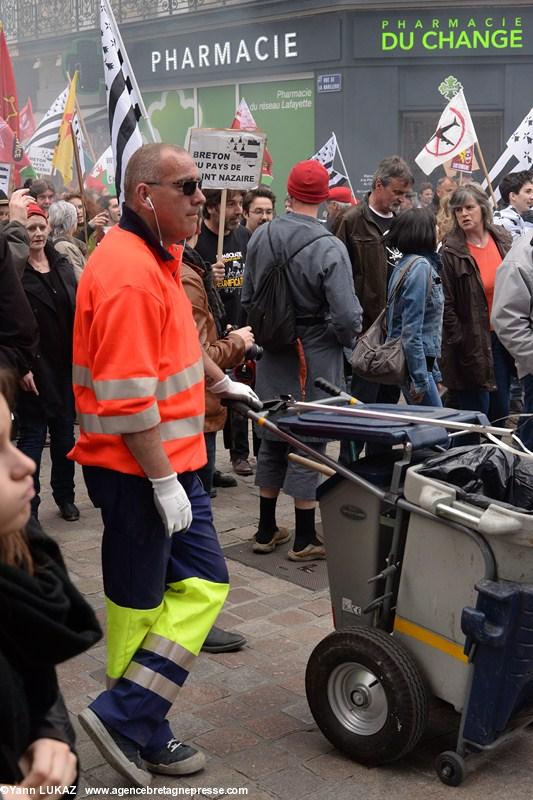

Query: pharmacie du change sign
[189,128,266,189]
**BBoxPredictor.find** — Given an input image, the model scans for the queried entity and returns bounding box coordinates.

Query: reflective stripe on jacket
[70,209,206,476]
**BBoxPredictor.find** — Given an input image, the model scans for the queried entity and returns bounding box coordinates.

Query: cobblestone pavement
[38,443,533,800]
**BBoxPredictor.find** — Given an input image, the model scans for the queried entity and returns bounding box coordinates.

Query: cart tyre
[436,751,466,786]
[305,627,428,765]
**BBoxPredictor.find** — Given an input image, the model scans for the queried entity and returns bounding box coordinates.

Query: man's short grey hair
[48,201,77,237]
[449,182,493,229]
[123,143,187,202]
[372,156,413,189]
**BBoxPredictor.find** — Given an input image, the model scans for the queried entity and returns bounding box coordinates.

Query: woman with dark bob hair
[439,182,513,420]
[385,208,444,405]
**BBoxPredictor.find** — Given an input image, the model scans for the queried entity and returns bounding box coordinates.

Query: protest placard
[189,128,266,189]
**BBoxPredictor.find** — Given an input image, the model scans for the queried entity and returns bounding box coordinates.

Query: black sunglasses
[145,178,203,196]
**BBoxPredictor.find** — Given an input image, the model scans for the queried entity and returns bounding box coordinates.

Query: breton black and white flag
[311,133,349,187]
[484,107,533,202]
[26,86,85,176]
[100,0,144,203]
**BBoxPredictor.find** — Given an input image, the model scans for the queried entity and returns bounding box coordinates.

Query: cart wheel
[305,627,428,765]
[436,751,466,786]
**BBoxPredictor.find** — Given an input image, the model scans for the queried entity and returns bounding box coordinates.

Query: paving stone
[243,711,309,740]
[229,600,274,620]
[267,609,316,626]
[259,765,328,799]
[298,597,333,617]
[194,725,261,757]
[226,588,258,613]
[224,740,295,780]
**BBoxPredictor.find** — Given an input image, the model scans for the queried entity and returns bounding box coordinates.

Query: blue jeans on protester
[17,404,76,515]
[403,372,442,407]
[456,332,514,423]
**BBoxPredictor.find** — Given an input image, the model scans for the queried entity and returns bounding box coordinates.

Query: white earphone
[146,196,155,211]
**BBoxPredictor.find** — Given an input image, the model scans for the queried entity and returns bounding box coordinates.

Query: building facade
[3,0,533,198]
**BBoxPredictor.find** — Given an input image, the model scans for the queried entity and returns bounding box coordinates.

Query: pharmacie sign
[129,16,340,80]
[352,9,533,58]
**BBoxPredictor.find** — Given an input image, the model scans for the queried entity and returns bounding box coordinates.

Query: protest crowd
[2,5,533,798]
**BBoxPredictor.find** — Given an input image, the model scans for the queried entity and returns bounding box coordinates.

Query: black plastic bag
[418,445,533,512]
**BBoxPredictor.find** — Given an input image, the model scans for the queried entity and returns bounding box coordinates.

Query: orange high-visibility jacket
[70,224,206,476]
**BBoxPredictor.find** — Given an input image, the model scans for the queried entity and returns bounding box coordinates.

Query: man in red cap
[325,186,357,231]
[242,160,362,561]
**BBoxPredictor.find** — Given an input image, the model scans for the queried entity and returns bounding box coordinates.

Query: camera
[223,326,263,361]
[245,343,263,361]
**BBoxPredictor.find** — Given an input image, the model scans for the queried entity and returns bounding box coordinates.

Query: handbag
[351,255,420,385]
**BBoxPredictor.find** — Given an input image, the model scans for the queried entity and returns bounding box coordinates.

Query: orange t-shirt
[467,235,502,325]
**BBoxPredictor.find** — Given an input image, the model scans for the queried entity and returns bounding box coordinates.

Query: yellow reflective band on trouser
[150,577,229,657]
[106,597,164,680]
[105,576,229,680]
[393,615,469,663]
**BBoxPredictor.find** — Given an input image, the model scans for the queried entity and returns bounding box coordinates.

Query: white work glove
[149,473,192,536]
[210,374,262,410]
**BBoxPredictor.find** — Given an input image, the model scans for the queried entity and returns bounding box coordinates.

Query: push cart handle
[314,377,359,404]
[288,453,336,477]
[434,503,481,528]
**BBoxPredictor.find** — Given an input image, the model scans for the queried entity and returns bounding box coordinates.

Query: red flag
[19,98,36,141]
[0,25,29,177]
[0,26,20,140]
[0,117,14,162]
[231,98,273,185]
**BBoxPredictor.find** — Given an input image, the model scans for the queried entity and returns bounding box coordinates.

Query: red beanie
[328,186,357,205]
[287,160,330,204]
[26,202,48,220]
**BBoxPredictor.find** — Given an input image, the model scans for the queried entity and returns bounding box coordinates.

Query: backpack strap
[267,219,332,270]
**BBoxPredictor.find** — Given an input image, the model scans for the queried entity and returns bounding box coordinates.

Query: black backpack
[247,223,331,353]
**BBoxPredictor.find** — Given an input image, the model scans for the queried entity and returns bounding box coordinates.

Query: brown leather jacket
[334,199,388,331]
[439,224,512,391]
[181,262,245,432]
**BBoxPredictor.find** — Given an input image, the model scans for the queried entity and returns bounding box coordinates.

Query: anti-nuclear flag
[231,98,273,184]
[27,85,85,177]
[52,71,79,185]
[415,90,478,175]
[311,133,349,187]
[100,0,144,203]
[484,107,533,201]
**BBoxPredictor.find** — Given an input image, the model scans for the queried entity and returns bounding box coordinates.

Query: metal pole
[287,400,512,438]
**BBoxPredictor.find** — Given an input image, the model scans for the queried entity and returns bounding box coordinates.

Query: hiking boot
[142,738,206,776]
[232,458,254,476]
[78,708,151,787]
[252,527,291,554]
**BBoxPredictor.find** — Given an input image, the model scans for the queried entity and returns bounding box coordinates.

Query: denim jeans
[17,391,76,514]
[456,332,514,423]
[403,373,442,407]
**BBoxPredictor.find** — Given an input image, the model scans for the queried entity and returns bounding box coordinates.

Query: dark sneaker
[213,471,238,488]
[78,708,151,787]
[201,625,247,653]
[58,502,80,521]
[142,738,206,776]
[252,526,291,554]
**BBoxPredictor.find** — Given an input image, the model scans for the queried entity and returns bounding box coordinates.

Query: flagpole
[70,122,89,243]
[475,142,497,207]
[102,0,157,143]
[332,132,356,198]
[217,189,227,261]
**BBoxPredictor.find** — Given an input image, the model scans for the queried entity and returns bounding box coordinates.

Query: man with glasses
[72,144,260,787]
[243,187,275,234]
